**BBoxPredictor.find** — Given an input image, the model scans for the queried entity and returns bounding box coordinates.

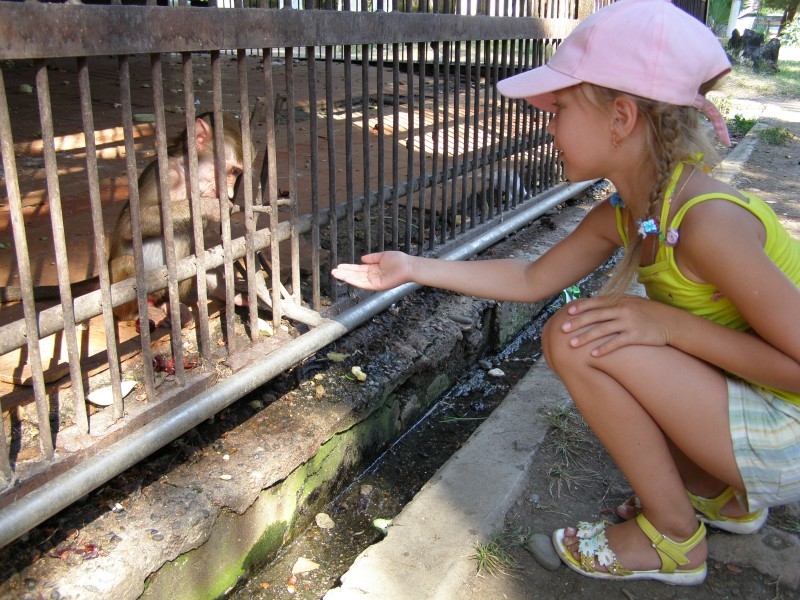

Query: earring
[611,134,619,148]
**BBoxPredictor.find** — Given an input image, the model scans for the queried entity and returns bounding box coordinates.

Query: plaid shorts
[728,377,800,512]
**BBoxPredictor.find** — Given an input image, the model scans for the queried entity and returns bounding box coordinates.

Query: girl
[332,0,800,585]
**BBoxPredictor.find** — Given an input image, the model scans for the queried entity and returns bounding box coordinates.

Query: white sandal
[552,514,707,586]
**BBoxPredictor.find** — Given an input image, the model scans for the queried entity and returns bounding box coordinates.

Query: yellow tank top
[615,163,800,405]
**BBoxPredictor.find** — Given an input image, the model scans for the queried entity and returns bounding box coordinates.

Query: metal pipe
[0,179,592,549]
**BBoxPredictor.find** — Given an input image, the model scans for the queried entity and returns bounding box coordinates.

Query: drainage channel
[224,299,563,600]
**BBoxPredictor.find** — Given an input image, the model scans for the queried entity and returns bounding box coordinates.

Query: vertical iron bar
[404,41,415,253]
[490,40,501,216]
[324,44,338,300]
[479,39,490,221]
[182,52,213,360]
[210,51,238,348]
[236,49,259,341]
[391,41,400,249]
[261,48,282,330]
[439,40,450,245]
[416,41,426,252]
[361,39,372,254]
[77,57,125,421]
[376,42,386,252]
[344,36,355,266]
[285,47,302,305]
[36,60,89,432]
[450,40,461,237]
[0,70,53,460]
[307,44,321,311]
[118,56,157,403]
[151,53,186,383]
[501,38,513,210]
[429,40,440,251]
[460,40,471,232]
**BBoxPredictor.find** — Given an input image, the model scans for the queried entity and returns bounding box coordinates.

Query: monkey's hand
[200,196,235,222]
[331,251,412,291]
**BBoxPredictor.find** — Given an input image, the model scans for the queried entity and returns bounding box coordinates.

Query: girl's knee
[542,307,580,371]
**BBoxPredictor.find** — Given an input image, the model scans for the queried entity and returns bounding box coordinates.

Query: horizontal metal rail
[0,5,575,59]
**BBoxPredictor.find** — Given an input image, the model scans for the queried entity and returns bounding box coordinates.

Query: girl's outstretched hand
[331,251,412,291]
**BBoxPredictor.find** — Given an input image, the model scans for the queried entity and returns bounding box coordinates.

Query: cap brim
[497,64,582,112]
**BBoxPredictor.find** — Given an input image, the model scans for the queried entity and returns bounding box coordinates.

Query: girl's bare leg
[541,307,743,572]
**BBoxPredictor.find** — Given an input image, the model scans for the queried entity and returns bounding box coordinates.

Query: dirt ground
[453,72,800,599]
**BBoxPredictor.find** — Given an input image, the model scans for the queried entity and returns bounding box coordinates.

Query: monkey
[108,111,247,329]
[0,112,249,331]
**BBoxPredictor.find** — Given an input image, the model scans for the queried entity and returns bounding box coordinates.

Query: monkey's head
[188,112,250,200]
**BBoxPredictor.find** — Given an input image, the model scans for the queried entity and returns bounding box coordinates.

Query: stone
[315,512,335,530]
[525,533,561,571]
[291,557,320,575]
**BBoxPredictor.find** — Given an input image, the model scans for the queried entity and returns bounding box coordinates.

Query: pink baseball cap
[497,0,732,146]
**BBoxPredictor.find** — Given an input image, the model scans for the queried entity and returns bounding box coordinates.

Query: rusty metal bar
[118,55,158,404]
[77,58,125,423]
[0,69,54,461]
[307,44,321,312]
[474,42,486,221]
[0,5,576,60]
[262,48,282,330]
[439,40,451,245]
[183,54,213,360]
[462,40,473,230]
[360,44,371,255]
[151,52,186,384]
[415,41,425,252]
[429,40,440,251]
[284,48,301,307]
[450,40,461,240]
[344,40,355,268]
[210,51,237,349]
[237,49,259,342]
[376,42,386,253]
[324,44,338,302]
[35,60,89,432]
[391,42,400,250]
[404,41,414,253]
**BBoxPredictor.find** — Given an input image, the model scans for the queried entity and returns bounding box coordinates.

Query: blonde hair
[578,80,724,296]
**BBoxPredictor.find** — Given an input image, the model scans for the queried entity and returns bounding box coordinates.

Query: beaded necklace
[610,161,697,250]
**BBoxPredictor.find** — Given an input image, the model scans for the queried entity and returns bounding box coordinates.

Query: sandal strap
[635,513,706,575]
[687,486,736,521]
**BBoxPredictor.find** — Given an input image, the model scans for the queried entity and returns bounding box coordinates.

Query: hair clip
[609,192,625,208]
[637,217,660,237]
[662,228,680,247]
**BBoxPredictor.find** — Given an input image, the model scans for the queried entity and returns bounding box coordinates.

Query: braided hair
[583,80,723,297]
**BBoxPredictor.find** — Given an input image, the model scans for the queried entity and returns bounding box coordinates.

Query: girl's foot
[616,487,767,535]
[687,487,768,534]
[553,514,707,585]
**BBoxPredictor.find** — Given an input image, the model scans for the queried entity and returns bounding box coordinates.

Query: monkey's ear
[195,117,213,152]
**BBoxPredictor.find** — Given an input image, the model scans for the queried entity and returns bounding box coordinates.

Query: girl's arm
[674,199,800,392]
[564,198,800,393]
[332,199,622,304]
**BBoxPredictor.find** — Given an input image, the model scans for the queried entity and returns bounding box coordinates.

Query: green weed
[758,126,793,145]
[472,533,520,577]
[727,114,757,138]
